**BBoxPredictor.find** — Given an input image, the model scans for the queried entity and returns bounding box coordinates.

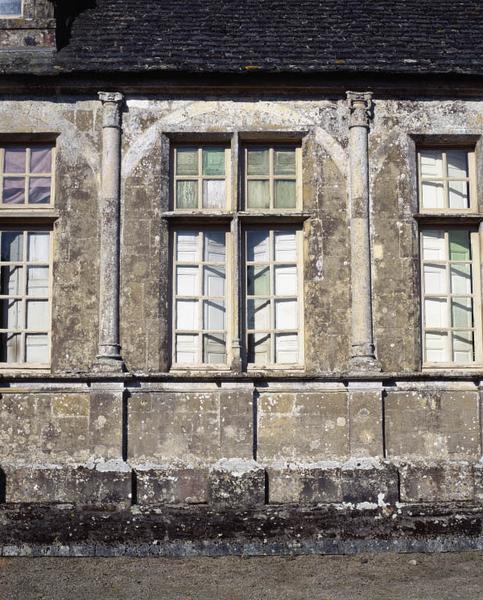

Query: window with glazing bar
[418,147,481,367]
[170,140,304,369]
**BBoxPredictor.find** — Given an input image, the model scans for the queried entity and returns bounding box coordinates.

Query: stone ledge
[0,503,482,557]
[0,461,132,507]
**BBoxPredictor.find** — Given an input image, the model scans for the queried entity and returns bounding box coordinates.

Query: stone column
[95,92,125,372]
[347,91,380,372]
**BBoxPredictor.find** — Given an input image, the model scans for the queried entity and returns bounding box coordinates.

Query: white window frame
[171,228,232,370]
[172,144,231,211]
[0,143,56,209]
[243,144,302,211]
[418,147,477,213]
[0,227,53,368]
[244,226,304,369]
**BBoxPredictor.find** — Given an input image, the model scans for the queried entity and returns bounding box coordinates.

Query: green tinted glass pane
[452,297,473,328]
[247,149,269,175]
[449,230,470,261]
[274,180,296,208]
[176,180,198,208]
[274,149,296,175]
[202,147,225,176]
[176,148,198,175]
[247,180,269,208]
[247,266,270,295]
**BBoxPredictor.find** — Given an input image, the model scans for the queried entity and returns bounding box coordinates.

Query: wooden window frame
[0,226,53,369]
[171,228,232,370]
[243,225,304,370]
[172,144,231,211]
[243,144,302,211]
[417,147,477,214]
[0,143,56,209]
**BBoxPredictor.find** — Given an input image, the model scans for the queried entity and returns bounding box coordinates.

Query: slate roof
[52,0,483,76]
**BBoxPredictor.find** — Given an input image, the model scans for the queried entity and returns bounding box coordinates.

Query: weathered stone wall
[0,0,55,48]
[0,93,481,509]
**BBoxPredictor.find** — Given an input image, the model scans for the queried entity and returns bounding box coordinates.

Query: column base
[93,355,126,373]
[349,354,382,373]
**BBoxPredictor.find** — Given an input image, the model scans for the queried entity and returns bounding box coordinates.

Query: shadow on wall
[0,469,5,503]
[54,0,97,50]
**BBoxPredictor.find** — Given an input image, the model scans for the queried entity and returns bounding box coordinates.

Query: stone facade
[0,2,482,539]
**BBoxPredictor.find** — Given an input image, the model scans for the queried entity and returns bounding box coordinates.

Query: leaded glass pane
[203,300,225,330]
[27,266,49,297]
[176,148,198,176]
[176,231,198,261]
[452,297,473,328]
[453,331,474,364]
[421,181,444,209]
[1,265,22,295]
[247,266,270,295]
[450,264,471,295]
[176,334,197,364]
[176,180,198,208]
[202,147,225,176]
[275,333,298,363]
[1,231,23,261]
[247,230,269,262]
[176,266,198,296]
[274,149,296,175]
[30,146,52,173]
[247,149,269,176]
[447,150,468,178]
[449,230,470,261]
[448,180,469,209]
[425,332,448,363]
[29,177,51,204]
[25,334,49,363]
[3,177,25,204]
[203,334,226,364]
[247,180,269,208]
[28,232,49,262]
[4,146,25,172]
[204,231,225,262]
[247,332,270,365]
[202,179,225,208]
[424,263,446,295]
[203,266,225,297]
[247,299,270,329]
[274,180,296,208]
[420,150,443,178]
[176,299,198,330]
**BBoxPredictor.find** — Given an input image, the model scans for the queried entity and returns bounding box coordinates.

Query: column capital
[346,91,373,129]
[98,92,124,129]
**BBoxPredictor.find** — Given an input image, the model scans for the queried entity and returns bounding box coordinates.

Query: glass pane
[28,232,49,261]
[203,334,226,364]
[274,180,296,208]
[27,266,49,297]
[0,1,21,16]
[1,265,22,295]
[423,263,446,295]
[176,299,198,330]
[3,177,25,204]
[0,332,21,363]
[275,333,298,363]
[275,299,298,329]
[202,180,225,209]
[451,264,472,295]
[176,180,198,209]
[25,334,49,363]
[176,148,198,176]
[4,146,25,173]
[247,180,269,208]
[176,266,198,296]
[176,334,197,364]
[202,147,225,176]
[26,299,49,329]
[0,299,22,328]
[1,231,23,261]
[274,231,297,261]
[203,300,225,330]
[425,298,448,328]
[29,177,51,204]
[275,265,297,295]
[448,180,469,209]
[422,230,445,261]
[449,230,470,261]
[452,297,473,328]
[247,332,270,365]
[30,146,52,173]
[246,230,269,262]
[274,149,296,175]
[453,331,474,364]
[425,332,448,363]
[203,266,225,297]
[421,181,444,209]
[204,231,225,262]
[447,150,468,178]
[247,148,269,176]
[247,266,270,296]
[176,231,198,261]
[247,298,270,329]
[420,150,443,178]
